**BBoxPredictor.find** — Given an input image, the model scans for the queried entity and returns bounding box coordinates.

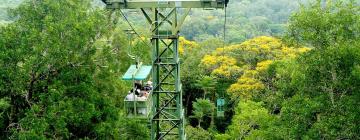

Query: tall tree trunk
[186,92,192,116]
[198,119,201,128]
[203,90,206,99]
[210,108,215,129]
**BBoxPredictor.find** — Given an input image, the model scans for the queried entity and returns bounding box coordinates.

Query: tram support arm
[102,0,228,9]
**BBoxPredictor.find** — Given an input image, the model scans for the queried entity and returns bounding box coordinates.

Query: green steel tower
[101,0,228,139]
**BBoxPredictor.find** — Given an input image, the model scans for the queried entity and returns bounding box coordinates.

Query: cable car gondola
[121,29,153,119]
[122,63,153,119]
[216,98,225,117]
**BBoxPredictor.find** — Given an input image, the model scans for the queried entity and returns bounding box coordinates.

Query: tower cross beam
[102,0,227,9]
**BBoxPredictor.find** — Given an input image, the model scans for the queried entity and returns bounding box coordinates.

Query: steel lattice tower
[101,0,228,139]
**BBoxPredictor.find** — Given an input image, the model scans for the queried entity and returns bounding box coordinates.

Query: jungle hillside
[0,0,359,139]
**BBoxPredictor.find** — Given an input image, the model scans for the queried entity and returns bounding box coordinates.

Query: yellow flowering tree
[179,36,199,55]
[200,36,310,100]
[256,60,274,74]
[227,60,274,100]
[212,36,309,65]
[201,55,242,79]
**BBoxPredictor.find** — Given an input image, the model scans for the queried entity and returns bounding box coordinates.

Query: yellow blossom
[227,76,265,99]
[179,36,199,55]
[198,36,311,100]
[212,64,241,78]
[256,60,273,73]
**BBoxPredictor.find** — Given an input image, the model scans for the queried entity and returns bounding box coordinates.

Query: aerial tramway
[100,0,229,139]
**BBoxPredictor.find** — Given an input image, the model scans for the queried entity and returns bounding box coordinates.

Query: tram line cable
[118,9,153,48]
[219,2,227,105]
[222,4,227,56]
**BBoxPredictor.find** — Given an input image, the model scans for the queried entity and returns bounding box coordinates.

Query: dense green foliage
[267,45,360,139]
[186,125,213,140]
[182,0,306,43]
[181,0,360,139]
[219,1,359,139]
[191,99,215,128]
[1,0,359,139]
[0,0,146,139]
[286,0,360,48]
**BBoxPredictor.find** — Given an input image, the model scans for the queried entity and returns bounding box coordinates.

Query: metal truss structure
[101,0,228,139]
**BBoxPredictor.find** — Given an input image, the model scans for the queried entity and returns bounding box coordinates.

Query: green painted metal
[122,8,190,139]
[149,8,185,140]
[102,0,227,9]
[122,65,152,80]
[217,98,225,106]
[216,98,225,117]
[124,91,153,119]
[101,0,228,139]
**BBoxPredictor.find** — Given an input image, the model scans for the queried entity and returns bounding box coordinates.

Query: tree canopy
[0,0,359,139]
[0,0,128,138]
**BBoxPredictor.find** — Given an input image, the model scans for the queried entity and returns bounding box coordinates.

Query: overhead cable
[119,9,153,48]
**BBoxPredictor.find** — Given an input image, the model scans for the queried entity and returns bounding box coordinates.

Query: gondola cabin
[122,64,152,119]
[216,98,225,117]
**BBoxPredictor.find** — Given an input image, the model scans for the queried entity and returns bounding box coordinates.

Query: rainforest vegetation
[0,0,359,139]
